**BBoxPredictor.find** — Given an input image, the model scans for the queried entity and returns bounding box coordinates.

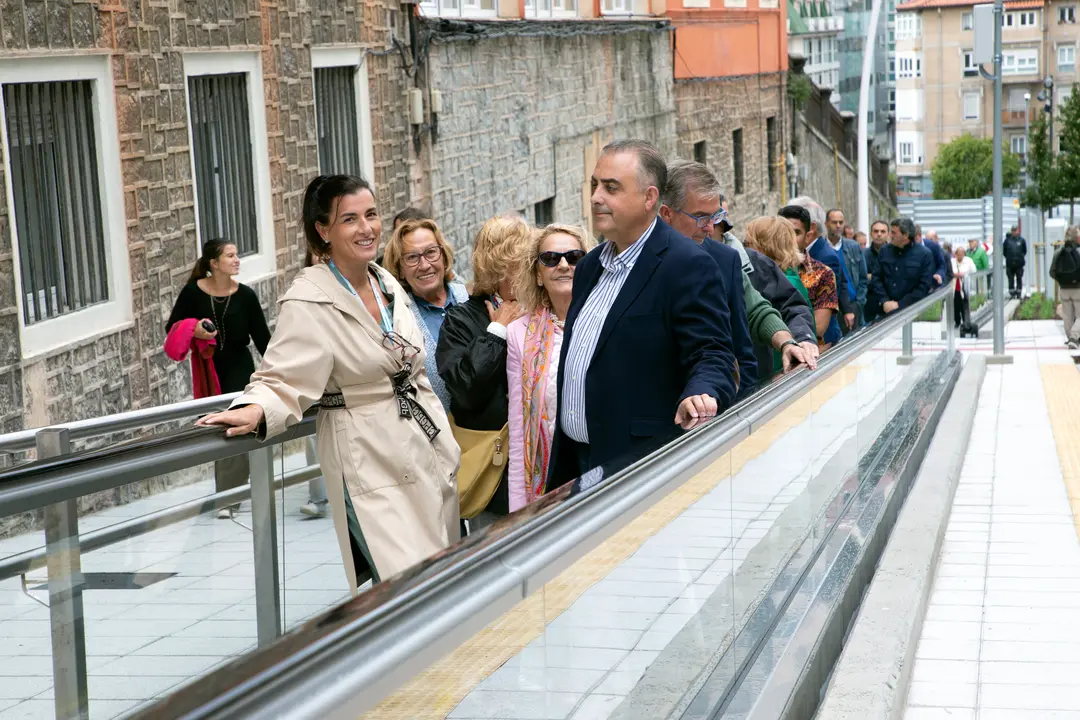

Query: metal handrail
[120,282,959,720]
[0,392,241,454]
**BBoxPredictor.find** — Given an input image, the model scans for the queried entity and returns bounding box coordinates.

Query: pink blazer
[505,317,529,513]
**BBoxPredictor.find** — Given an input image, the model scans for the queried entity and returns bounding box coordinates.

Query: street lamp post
[1024,91,1031,187]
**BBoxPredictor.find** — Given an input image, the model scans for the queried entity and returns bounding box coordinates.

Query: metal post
[899,321,914,365]
[857,0,884,234]
[38,429,89,720]
[990,0,1011,363]
[945,289,956,355]
[248,446,282,646]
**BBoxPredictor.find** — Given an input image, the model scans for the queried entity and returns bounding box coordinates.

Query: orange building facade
[664,0,791,224]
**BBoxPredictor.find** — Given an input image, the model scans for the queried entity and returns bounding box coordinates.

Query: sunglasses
[382,331,421,366]
[678,208,728,229]
[538,250,587,268]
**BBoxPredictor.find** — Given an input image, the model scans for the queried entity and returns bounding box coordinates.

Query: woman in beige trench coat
[199,175,461,593]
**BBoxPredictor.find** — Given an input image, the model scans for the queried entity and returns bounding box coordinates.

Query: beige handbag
[449,416,509,519]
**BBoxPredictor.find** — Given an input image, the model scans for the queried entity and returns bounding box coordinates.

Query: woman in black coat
[166,238,271,518]
[436,215,531,522]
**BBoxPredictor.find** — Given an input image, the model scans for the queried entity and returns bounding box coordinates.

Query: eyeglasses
[538,250,587,268]
[401,246,442,268]
[678,208,728,229]
[382,331,421,366]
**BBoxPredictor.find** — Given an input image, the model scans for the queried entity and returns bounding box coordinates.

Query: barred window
[766,117,777,192]
[187,73,258,256]
[315,67,362,176]
[732,128,744,195]
[3,81,108,325]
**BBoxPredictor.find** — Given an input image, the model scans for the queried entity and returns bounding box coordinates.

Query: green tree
[930,134,1021,199]
[1022,111,1063,213]
[1056,89,1080,222]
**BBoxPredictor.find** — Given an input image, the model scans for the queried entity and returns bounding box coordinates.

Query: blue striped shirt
[560,218,657,444]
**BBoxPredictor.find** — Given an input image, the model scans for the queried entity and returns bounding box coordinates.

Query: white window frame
[183,52,276,285]
[600,0,632,15]
[1060,5,1076,23]
[0,54,132,360]
[1003,48,1039,75]
[1059,43,1076,72]
[898,53,922,79]
[897,13,921,40]
[899,141,915,164]
[528,0,580,18]
[310,48,376,183]
[420,0,499,19]
[962,11,973,29]
[962,91,981,120]
[1011,135,1027,155]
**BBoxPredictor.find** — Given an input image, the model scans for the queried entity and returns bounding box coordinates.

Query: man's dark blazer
[547,218,739,490]
[700,237,756,396]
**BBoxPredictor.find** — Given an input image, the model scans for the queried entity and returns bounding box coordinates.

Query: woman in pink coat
[505,224,594,512]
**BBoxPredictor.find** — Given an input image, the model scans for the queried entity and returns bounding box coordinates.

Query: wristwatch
[780,339,801,352]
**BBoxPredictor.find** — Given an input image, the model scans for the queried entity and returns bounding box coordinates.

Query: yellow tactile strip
[1039,365,1080,535]
[362,364,866,720]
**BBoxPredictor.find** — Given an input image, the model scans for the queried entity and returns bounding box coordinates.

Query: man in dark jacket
[863,220,889,323]
[1003,225,1027,299]
[549,140,738,487]
[914,225,949,287]
[868,217,935,317]
[659,160,817,390]
[782,198,855,342]
[826,208,869,330]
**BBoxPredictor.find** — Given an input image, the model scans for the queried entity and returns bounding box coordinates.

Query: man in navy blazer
[547,140,739,490]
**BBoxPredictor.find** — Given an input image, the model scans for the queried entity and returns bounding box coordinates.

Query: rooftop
[898,0,1040,10]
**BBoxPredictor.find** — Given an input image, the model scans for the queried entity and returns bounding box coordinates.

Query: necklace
[209,292,232,351]
[553,318,565,329]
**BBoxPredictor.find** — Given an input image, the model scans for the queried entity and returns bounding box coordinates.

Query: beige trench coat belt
[320,379,441,442]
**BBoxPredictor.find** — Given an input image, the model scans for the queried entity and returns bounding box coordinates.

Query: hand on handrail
[197,405,264,438]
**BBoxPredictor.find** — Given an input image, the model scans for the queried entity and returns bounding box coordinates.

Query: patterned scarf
[520,306,557,502]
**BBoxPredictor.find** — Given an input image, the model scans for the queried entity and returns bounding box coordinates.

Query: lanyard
[327,260,394,334]
[325,260,439,443]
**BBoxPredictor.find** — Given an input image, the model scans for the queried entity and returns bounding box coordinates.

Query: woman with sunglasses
[197,175,461,593]
[505,225,594,512]
[382,218,469,412]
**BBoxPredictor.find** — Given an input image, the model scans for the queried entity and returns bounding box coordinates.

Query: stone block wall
[674,73,786,236]
[794,115,896,225]
[0,0,414,457]
[422,22,677,273]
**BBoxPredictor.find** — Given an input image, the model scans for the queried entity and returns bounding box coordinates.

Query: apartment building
[894,0,1076,196]
[836,0,893,156]
[789,0,845,103]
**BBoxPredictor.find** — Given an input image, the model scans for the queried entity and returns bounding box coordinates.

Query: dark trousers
[953,290,971,329]
[1007,264,1024,296]
[214,454,249,511]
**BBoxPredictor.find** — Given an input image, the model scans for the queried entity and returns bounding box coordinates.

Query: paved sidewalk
[905,319,1080,720]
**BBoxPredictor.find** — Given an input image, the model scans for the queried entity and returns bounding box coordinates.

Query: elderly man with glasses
[659,160,818,385]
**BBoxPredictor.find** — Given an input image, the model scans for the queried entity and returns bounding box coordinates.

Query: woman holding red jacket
[165,238,270,518]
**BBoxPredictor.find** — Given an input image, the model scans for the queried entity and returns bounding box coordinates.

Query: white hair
[789,196,826,236]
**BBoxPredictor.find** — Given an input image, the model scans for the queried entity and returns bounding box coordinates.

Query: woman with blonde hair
[745,216,839,349]
[436,214,531,524]
[382,218,469,411]
[505,224,594,512]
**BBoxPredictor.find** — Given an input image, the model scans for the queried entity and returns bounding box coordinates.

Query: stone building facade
[0,0,418,451]
[674,73,787,235]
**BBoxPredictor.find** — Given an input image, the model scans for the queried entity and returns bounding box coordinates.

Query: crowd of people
[164,138,998,588]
